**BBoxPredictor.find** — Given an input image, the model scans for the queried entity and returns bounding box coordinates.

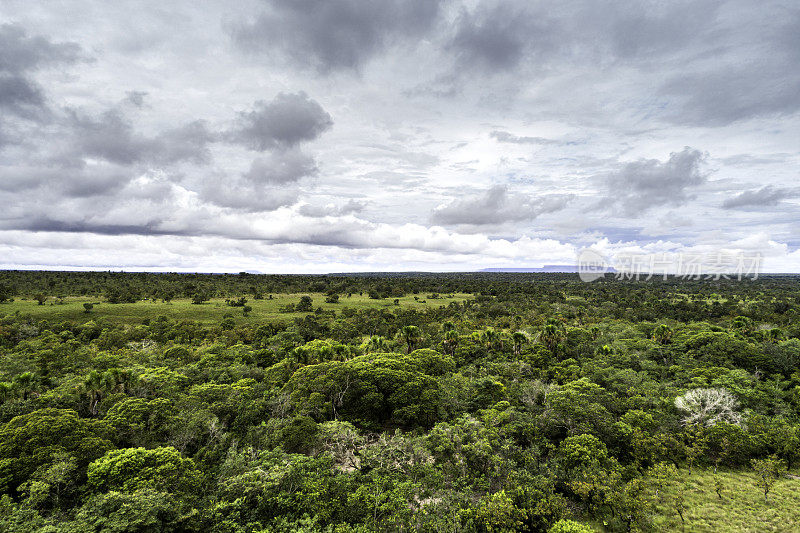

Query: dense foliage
[0,271,799,531]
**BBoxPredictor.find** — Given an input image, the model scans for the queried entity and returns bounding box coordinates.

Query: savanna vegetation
[0,270,799,532]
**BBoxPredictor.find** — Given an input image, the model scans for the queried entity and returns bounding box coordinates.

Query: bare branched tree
[675,387,742,427]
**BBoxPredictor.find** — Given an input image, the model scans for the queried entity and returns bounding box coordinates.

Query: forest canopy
[0,271,799,531]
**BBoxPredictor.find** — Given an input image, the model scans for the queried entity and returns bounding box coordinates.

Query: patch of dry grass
[654,468,800,532]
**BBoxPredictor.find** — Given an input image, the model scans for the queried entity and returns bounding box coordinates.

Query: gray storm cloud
[228,92,333,151]
[243,150,318,185]
[447,1,555,73]
[601,147,707,216]
[229,0,444,72]
[0,23,82,72]
[432,185,573,226]
[0,23,82,119]
[722,186,799,210]
[67,108,215,166]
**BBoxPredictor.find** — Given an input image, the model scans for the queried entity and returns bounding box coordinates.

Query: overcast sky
[1,0,799,272]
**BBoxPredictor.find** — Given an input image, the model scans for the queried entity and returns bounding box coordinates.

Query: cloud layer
[1,1,799,272]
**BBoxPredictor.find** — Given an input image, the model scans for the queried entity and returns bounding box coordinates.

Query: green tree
[546,379,614,437]
[75,488,196,532]
[214,449,344,526]
[751,455,786,503]
[18,451,78,510]
[482,327,500,351]
[104,397,174,448]
[286,352,443,427]
[316,420,363,469]
[0,282,12,303]
[297,295,314,312]
[191,290,210,304]
[609,477,655,532]
[88,447,202,495]
[0,409,112,494]
[474,490,525,533]
[732,315,754,335]
[714,475,724,499]
[647,462,678,500]
[350,434,426,530]
[672,483,687,529]
[558,433,620,515]
[548,519,593,533]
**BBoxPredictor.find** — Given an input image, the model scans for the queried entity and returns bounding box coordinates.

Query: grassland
[654,468,800,532]
[0,292,473,325]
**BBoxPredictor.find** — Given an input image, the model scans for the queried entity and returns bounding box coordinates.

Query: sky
[1,0,799,273]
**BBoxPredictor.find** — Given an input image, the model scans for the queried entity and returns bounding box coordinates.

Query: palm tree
[652,324,673,345]
[765,328,784,343]
[0,381,12,403]
[104,367,126,393]
[596,344,614,356]
[363,335,389,354]
[732,316,754,335]
[83,370,114,416]
[443,330,459,356]
[112,368,138,394]
[400,325,420,354]
[482,327,499,351]
[512,331,529,356]
[540,324,563,352]
[13,372,35,401]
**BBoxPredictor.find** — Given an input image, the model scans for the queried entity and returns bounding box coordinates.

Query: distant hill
[480,265,580,273]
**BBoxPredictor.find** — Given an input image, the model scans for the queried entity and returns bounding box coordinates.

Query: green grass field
[654,468,800,532]
[0,292,472,325]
